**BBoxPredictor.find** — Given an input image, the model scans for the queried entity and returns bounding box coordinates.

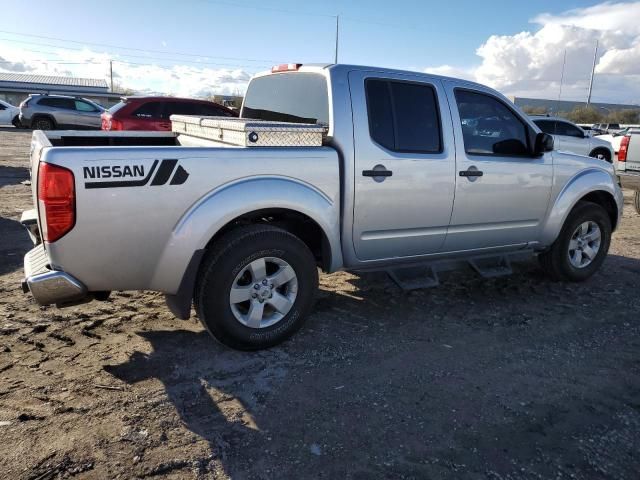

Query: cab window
[365,78,442,153]
[455,89,530,156]
[556,122,583,138]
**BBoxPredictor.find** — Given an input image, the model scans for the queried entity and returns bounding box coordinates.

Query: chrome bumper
[618,172,640,190]
[23,245,87,306]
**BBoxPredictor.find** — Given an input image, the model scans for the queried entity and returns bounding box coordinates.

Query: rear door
[130,101,164,130]
[443,84,552,251]
[555,120,589,156]
[349,70,456,261]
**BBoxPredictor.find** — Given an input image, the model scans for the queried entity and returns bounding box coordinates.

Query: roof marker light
[271,63,302,73]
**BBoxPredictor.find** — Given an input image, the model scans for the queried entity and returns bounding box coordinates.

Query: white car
[532,116,614,162]
[0,99,20,127]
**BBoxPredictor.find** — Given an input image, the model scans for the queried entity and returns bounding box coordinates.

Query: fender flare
[154,176,342,317]
[540,168,620,246]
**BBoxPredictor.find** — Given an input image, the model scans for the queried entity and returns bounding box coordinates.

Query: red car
[101,96,237,131]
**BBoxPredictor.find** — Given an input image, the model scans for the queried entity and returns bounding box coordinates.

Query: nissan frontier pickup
[21,63,624,350]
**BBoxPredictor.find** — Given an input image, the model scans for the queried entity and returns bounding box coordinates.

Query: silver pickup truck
[21,63,623,350]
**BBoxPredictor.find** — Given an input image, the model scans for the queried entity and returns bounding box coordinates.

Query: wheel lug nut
[262,279,268,285]
[251,293,257,298]
[254,284,260,290]
[270,284,274,289]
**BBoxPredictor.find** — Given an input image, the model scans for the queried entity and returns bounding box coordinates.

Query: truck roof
[253,63,492,92]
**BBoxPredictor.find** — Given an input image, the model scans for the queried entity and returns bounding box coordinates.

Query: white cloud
[0,43,255,97]
[424,1,640,105]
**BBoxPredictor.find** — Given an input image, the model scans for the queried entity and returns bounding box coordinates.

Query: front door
[554,120,589,156]
[73,100,101,128]
[443,84,553,252]
[349,70,456,261]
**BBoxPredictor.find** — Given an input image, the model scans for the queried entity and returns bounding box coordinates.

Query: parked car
[19,94,105,130]
[592,123,622,134]
[21,63,622,350]
[0,99,20,127]
[532,116,614,162]
[598,127,640,157]
[101,96,237,131]
[615,130,640,214]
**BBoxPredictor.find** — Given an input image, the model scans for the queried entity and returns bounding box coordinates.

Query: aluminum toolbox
[170,115,326,147]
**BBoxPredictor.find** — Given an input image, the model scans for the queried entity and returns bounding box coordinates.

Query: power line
[196,0,336,18]
[0,37,272,69]
[0,29,282,64]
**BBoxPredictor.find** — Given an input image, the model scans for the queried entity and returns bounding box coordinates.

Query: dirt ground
[0,128,639,480]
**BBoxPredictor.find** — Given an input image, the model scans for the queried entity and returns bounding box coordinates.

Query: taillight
[38,163,75,242]
[618,135,630,162]
[271,63,302,73]
[110,119,124,130]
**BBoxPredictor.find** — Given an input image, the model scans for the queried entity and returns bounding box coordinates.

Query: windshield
[242,72,329,126]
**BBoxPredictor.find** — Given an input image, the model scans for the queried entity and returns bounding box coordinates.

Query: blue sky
[1,1,639,103]
[1,0,605,68]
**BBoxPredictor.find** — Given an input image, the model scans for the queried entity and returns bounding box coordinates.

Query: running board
[386,252,524,291]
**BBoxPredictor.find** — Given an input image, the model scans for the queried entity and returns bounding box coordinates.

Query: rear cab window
[365,78,442,153]
[242,72,329,126]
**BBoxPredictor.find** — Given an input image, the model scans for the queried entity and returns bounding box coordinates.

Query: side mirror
[534,132,554,156]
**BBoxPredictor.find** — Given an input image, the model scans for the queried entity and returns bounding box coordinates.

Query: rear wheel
[538,201,611,281]
[589,148,611,163]
[33,117,54,130]
[195,225,318,350]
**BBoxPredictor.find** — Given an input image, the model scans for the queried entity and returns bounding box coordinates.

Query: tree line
[522,105,640,124]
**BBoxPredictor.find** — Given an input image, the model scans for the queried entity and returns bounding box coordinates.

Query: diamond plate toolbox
[170,115,327,147]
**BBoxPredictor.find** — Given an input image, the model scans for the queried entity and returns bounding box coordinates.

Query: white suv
[532,116,614,162]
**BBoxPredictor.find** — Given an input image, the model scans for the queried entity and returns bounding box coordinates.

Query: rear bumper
[23,245,87,306]
[618,171,640,190]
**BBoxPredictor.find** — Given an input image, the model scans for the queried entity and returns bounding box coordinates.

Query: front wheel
[538,201,612,281]
[11,116,21,128]
[195,225,318,350]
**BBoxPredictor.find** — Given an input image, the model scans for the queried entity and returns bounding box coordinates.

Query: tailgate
[626,133,640,172]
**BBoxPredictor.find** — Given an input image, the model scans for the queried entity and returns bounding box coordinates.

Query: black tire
[589,148,611,163]
[538,201,611,282]
[634,190,640,215]
[194,224,318,350]
[32,116,54,130]
[11,115,21,128]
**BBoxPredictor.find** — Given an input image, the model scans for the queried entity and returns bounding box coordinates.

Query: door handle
[363,169,392,177]
[362,164,393,182]
[459,169,483,177]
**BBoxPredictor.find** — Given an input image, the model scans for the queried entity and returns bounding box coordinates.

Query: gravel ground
[0,128,639,479]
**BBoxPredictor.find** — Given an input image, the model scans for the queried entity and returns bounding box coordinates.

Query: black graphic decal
[150,159,178,186]
[170,165,190,185]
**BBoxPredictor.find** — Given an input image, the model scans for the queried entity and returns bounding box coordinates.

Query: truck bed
[29,129,340,295]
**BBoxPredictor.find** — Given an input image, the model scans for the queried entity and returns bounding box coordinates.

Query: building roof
[0,72,108,89]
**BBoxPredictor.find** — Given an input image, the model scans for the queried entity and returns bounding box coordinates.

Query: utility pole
[558,49,566,101]
[334,15,339,64]
[586,40,598,107]
[109,60,114,92]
